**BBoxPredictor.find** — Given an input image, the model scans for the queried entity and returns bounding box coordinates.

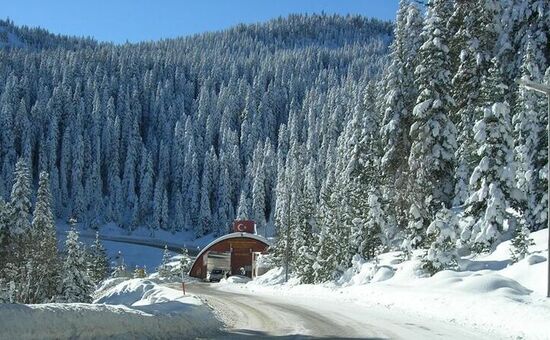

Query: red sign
[232,220,256,234]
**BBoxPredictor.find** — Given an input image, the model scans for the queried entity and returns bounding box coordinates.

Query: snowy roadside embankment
[0,279,222,339]
[221,229,550,340]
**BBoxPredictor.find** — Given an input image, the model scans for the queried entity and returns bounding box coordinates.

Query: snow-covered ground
[0,278,221,339]
[218,228,549,340]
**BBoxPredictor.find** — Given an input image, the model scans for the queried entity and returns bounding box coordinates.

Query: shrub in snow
[133,266,147,278]
[510,226,534,263]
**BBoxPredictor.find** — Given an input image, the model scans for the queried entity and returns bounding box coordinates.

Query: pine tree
[88,232,109,285]
[513,39,547,231]
[510,226,535,263]
[450,0,497,207]
[6,158,34,302]
[463,60,519,250]
[58,221,94,303]
[31,172,60,302]
[179,247,193,274]
[198,150,215,236]
[152,177,164,231]
[379,1,424,233]
[139,149,154,222]
[0,199,10,268]
[157,245,172,279]
[108,116,123,223]
[172,187,186,233]
[312,172,341,283]
[423,205,458,274]
[215,167,234,236]
[10,158,32,235]
[406,0,457,251]
[252,155,267,233]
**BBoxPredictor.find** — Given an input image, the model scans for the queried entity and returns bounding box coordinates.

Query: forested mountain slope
[0,14,392,237]
[0,19,98,50]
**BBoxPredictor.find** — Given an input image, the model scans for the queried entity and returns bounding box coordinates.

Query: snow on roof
[193,232,271,261]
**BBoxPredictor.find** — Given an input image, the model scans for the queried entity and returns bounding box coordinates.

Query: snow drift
[229,228,550,340]
[0,279,222,339]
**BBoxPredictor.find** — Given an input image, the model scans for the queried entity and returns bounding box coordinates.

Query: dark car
[207,268,226,282]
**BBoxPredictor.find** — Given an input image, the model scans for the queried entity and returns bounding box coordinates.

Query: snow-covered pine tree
[236,173,253,220]
[406,0,457,251]
[71,125,86,220]
[252,145,267,233]
[107,116,123,223]
[88,231,109,285]
[179,247,193,274]
[58,221,94,303]
[510,225,535,263]
[31,172,60,303]
[463,60,520,251]
[172,189,185,233]
[10,158,32,236]
[379,0,424,233]
[271,159,292,271]
[215,167,234,236]
[290,161,318,284]
[139,149,154,223]
[538,66,550,233]
[0,75,17,200]
[348,84,385,259]
[198,149,214,236]
[450,0,496,207]
[312,171,340,283]
[0,198,11,268]
[161,188,169,232]
[423,205,458,274]
[157,245,172,279]
[5,158,34,302]
[513,39,547,232]
[122,116,140,228]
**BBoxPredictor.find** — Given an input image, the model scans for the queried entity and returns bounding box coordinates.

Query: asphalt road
[57,230,201,256]
[175,282,491,340]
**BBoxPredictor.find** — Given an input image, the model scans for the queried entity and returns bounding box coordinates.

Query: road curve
[175,282,492,340]
[57,230,200,255]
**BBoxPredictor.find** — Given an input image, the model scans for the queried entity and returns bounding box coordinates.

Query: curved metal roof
[194,232,271,260]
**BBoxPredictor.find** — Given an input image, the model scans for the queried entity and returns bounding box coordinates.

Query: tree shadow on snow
[459,259,512,271]
[214,329,385,339]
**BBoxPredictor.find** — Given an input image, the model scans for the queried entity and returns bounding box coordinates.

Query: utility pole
[518,78,550,298]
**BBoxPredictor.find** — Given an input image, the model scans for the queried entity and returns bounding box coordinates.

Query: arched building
[188,220,271,280]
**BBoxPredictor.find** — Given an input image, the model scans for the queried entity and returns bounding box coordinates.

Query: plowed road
[172,282,491,339]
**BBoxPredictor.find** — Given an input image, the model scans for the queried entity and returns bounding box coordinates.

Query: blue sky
[3,0,399,43]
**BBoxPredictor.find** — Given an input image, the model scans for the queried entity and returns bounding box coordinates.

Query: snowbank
[220,275,252,284]
[0,279,222,339]
[227,228,550,340]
